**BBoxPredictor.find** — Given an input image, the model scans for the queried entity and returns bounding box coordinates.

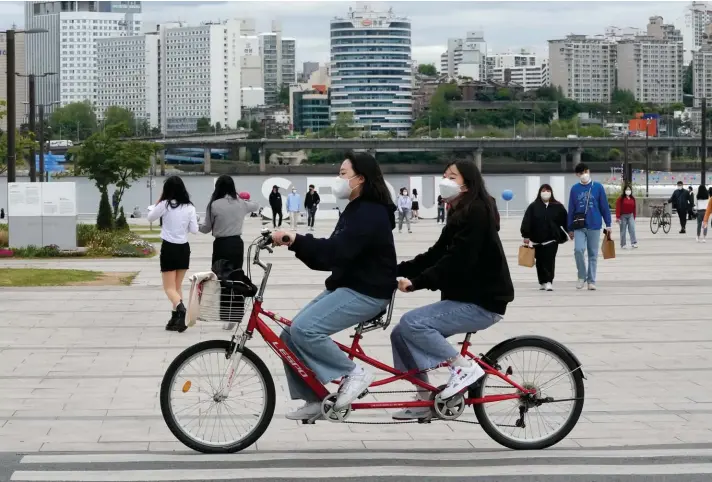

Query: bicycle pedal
[417,417,432,424]
[357,389,369,400]
[301,419,316,425]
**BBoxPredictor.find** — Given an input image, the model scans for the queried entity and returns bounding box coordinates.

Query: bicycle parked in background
[650,202,672,234]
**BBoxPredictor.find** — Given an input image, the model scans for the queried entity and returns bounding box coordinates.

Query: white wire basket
[196,279,253,324]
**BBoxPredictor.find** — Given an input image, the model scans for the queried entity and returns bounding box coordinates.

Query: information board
[41,182,77,217]
[7,183,42,217]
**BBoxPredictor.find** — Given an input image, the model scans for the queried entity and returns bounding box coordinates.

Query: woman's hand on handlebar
[272,230,295,247]
[398,278,413,293]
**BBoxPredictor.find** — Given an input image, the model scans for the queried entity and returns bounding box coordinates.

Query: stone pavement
[1,215,711,480]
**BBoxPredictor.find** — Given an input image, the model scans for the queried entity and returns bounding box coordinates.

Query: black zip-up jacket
[269,191,282,211]
[305,191,321,210]
[289,197,397,300]
[397,200,514,315]
[520,200,568,244]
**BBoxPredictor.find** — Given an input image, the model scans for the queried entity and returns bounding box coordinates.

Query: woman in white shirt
[147,176,198,332]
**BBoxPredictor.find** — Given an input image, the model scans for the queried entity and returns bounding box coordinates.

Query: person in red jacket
[615,184,638,249]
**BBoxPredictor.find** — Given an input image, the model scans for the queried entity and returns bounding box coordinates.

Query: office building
[440,31,487,80]
[487,50,547,90]
[604,25,642,42]
[548,35,617,103]
[290,85,330,133]
[259,21,296,105]
[24,1,142,111]
[617,17,683,105]
[330,6,413,135]
[0,32,28,132]
[679,1,712,64]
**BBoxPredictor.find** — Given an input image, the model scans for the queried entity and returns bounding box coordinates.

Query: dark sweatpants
[677,210,687,231]
[534,242,559,285]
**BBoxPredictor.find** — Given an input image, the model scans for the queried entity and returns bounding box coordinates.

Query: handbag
[601,230,616,260]
[572,186,593,230]
[518,245,535,268]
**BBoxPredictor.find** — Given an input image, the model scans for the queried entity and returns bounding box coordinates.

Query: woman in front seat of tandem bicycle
[271,151,398,421]
[391,159,515,420]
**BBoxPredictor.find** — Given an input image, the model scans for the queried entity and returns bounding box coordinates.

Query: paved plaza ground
[0,215,711,481]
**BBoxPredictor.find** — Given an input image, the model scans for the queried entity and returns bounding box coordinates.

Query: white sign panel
[7,183,42,217]
[41,182,77,217]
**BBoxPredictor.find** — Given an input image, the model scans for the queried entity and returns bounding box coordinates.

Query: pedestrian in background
[304,184,320,232]
[269,185,283,228]
[669,181,689,234]
[0,208,4,220]
[411,189,420,220]
[696,185,709,243]
[397,187,412,233]
[567,163,612,291]
[436,195,445,224]
[688,186,696,221]
[521,184,568,291]
[615,184,638,249]
[287,187,301,230]
[147,176,198,333]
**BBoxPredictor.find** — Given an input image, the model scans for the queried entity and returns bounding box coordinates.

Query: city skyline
[1,1,686,67]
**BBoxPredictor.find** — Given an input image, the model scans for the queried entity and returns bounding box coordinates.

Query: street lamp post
[645,118,651,197]
[702,98,707,184]
[19,73,57,182]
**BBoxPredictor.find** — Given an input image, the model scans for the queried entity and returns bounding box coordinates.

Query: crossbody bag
[572,185,593,231]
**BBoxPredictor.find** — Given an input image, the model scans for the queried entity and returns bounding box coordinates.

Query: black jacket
[398,200,514,315]
[520,200,568,244]
[668,189,690,212]
[305,191,321,209]
[289,197,397,300]
[269,191,282,211]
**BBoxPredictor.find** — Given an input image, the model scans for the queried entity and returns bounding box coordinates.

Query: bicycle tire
[662,213,672,234]
[472,337,585,450]
[160,340,275,453]
[650,215,660,234]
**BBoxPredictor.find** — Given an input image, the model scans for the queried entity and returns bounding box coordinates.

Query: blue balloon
[502,189,514,201]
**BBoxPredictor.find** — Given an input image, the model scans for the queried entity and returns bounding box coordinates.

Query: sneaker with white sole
[539,284,546,290]
[632,243,639,249]
[285,401,322,421]
[439,362,485,400]
[576,279,586,290]
[587,283,597,291]
[545,282,553,291]
[392,405,432,420]
[335,369,374,409]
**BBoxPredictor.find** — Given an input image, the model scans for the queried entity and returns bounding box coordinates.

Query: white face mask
[540,191,551,202]
[439,178,463,201]
[333,176,356,200]
[625,190,632,196]
[678,186,684,190]
[291,190,296,194]
[580,173,591,184]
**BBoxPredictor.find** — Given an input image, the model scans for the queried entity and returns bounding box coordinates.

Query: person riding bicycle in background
[271,152,397,421]
[390,160,514,420]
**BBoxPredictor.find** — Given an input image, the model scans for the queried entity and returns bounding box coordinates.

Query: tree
[103,106,136,137]
[0,100,38,175]
[417,63,437,76]
[196,117,211,133]
[96,189,114,231]
[278,84,290,106]
[215,122,222,132]
[49,101,97,141]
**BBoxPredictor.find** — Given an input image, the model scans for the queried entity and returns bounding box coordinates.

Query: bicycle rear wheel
[650,215,660,234]
[472,337,584,450]
[662,213,672,233]
[160,340,275,453]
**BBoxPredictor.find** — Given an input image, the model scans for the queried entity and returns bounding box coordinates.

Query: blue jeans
[574,228,601,284]
[280,288,389,402]
[391,301,502,382]
[619,214,637,247]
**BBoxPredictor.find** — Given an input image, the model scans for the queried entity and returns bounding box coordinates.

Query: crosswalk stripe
[19,448,712,465]
[11,464,712,481]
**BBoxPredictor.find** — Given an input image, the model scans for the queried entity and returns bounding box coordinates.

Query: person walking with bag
[615,184,638,249]
[521,184,567,291]
[304,185,320,232]
[397,188,412,233]
[567,163,612,291]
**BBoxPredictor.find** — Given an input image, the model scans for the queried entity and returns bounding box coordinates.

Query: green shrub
[96,190,114,231]
[116,207,129,231]
[0,225,8,248]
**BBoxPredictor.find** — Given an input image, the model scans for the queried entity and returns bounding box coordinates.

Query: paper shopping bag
[518,245,535,268]
[601,231,616,260]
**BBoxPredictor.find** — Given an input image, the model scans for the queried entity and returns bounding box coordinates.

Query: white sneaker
[622,245,630,250]
[545,282,553,291]
[704,238,707,244]
[539,284,546,290]
[632,243,639,249]
[285,401,322,421]
[222,322,237,331]
[576,279,586,290]
[392,405,432,420]
[439,362,485,399]
[697,237,700,243]
[335,368,374,409]
[588,283,597,291]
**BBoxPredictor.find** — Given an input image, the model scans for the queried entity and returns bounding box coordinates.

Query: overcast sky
[1,1,687,67]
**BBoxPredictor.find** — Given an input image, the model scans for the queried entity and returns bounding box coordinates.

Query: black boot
[165,311,178,331]
[173,302,188,333]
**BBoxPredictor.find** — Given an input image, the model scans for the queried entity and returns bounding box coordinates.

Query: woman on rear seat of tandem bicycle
[271,151,398,421]
[391,159,515,420]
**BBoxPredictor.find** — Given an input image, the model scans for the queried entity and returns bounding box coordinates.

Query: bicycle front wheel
[662,213,672,233]
[160,340,275,453]
[650,215,660,234]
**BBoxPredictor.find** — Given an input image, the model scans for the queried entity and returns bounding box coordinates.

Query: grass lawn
[130,229,159,235]
[0,269,138,287]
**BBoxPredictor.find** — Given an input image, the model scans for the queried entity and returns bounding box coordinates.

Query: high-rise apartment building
[617,17,684,105]
[258,21,296,105]
[548,35,617,103]
[693,24,712,107]
[440,31,487,80]
[301,61,319,81]
[679,1,712,64]
[487,50,547,90]
[0,33,28,132]
[24,1,142,112]
[330,6,413,135]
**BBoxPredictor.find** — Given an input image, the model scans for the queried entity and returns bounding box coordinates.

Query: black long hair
[160,176,192,208]
[698,184,709,200]
[345,151,396,228]
[207,175,238,221]
[619,183,635,201]
[446,159,498,229]
[537,183,561,204]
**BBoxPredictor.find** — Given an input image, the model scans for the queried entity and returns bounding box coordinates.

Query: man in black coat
[669,181,690,234]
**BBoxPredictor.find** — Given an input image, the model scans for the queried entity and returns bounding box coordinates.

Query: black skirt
[160,240,191,272]
[212,235,244,269]
[411,201,420,211]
